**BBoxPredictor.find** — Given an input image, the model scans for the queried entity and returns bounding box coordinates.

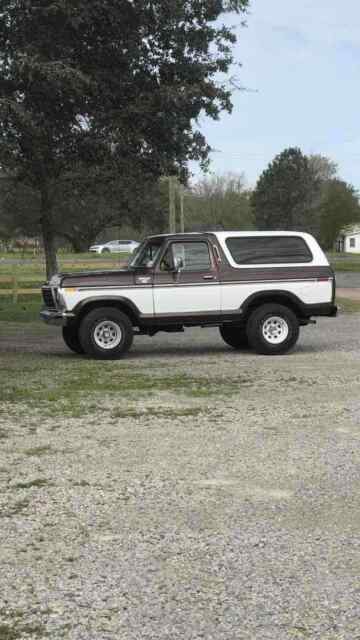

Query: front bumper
[40,309,75,326]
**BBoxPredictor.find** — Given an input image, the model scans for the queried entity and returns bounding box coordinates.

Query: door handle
[203,275,215,280]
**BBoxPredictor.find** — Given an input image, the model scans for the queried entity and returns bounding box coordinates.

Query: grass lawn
[0,295,41,323]
[327,252,360,272]
[336,297,360,313]
[332,261,360,272]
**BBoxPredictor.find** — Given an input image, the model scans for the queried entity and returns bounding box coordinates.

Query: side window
[226,236,313,265]
[350,237,356,248]
[171,242,212,271]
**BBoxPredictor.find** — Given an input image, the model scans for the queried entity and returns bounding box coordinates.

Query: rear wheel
[79,307,134,359]
[220,325,249,350]
[62,325,84,354]
[246,303,299,355]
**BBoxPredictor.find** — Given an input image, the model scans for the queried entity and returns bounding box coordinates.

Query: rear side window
[226,236,313,265]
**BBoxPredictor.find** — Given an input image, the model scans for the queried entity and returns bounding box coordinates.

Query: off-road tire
[246,303,300,355]
[220,325,249,350]
[62,325,84,354]
[79,307,134,359]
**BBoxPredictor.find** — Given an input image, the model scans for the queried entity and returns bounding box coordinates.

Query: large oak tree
[0,0,249,277]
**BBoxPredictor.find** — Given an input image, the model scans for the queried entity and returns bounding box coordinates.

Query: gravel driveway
[1,316,360,639]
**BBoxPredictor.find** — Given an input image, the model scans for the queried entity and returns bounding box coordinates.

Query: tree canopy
[251,148,321,236]
[319,180,360,249]
[0,0,249,276]
[186,173,254,231]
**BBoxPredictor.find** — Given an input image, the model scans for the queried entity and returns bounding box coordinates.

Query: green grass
[22,446,52,458]
[1,499,30,518]
[328,251,360,258]
[327,252,360,272]
[336,297,360,313]
[12,478,50,490]
[0,351,253,416]
[333,261,360,272]
[0,295,41,323]
[0,620,45,639]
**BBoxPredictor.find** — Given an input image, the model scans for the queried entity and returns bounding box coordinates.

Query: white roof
[211,230,313,239]
[148,230,314,239]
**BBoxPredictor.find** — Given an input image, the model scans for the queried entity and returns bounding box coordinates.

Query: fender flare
[71,296,142,323]
[240,290,307,318]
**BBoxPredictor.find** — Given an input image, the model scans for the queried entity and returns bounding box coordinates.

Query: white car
[89,240,140,255]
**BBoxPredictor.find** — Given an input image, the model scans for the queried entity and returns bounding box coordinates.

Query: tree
[319,180,360,249]
[0,0,249,277]
[185,173,254,231]
[0,175,40,242]
[308,154,338,183]
[53,162,164,252]
[251,148,321,235]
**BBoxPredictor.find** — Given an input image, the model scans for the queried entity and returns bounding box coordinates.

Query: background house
[336,225,360,253]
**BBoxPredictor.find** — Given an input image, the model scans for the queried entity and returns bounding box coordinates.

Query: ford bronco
[41,231,337,358]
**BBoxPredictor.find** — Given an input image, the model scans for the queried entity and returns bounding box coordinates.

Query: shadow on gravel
[0,316,355,359]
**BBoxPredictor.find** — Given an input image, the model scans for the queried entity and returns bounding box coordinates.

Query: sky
[191,0,360,190]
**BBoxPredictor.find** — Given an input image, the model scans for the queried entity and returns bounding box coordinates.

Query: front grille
[42,286,56,309]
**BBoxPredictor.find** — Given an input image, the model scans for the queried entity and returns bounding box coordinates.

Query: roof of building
[340,225,360,236]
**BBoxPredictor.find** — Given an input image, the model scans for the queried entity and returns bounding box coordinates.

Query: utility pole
[168,175,176,234]
[179,184,185,233]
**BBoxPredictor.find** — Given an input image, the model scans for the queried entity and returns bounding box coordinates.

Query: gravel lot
[1,315,360,639]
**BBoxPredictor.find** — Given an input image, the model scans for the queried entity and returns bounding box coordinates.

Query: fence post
[12,266,18,304]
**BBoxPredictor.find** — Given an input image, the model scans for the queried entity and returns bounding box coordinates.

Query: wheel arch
[240,290,306,322]
[72,296,140,327]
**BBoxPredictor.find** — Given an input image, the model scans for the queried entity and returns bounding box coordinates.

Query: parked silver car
[89,240,140,255]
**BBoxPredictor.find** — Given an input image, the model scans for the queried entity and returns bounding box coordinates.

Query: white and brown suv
[41,231,337,358]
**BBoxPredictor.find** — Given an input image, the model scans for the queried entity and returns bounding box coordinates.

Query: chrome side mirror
[174,257,184,272]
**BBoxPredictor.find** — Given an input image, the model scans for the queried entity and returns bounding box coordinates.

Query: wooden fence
[0,268,41,302]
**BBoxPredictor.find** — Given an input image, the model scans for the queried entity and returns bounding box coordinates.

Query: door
[153,240,221,316]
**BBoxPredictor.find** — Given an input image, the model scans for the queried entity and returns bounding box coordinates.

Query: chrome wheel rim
[262,316,289,345]
[93,320,122,350]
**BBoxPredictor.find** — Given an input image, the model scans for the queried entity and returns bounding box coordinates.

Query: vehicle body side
[42,231,337,334]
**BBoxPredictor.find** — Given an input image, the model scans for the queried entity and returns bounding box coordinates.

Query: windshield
[129,239,164,269]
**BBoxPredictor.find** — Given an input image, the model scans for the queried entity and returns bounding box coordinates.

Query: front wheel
[79,307,134,359]
[246,304,299,355]
[62,325,84,354]
[220,325,249,350]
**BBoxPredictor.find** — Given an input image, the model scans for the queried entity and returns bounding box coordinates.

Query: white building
[336,225,360,253]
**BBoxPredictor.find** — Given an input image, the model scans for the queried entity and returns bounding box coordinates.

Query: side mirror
[174,257,184,272]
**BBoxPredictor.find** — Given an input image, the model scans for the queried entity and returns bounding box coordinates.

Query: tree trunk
[40,189,58,280]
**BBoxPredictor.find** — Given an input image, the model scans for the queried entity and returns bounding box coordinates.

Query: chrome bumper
[40,309,75,326]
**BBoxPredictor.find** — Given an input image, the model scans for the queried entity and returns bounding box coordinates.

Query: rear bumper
[304,303,338,318]
[40,309,75,326]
